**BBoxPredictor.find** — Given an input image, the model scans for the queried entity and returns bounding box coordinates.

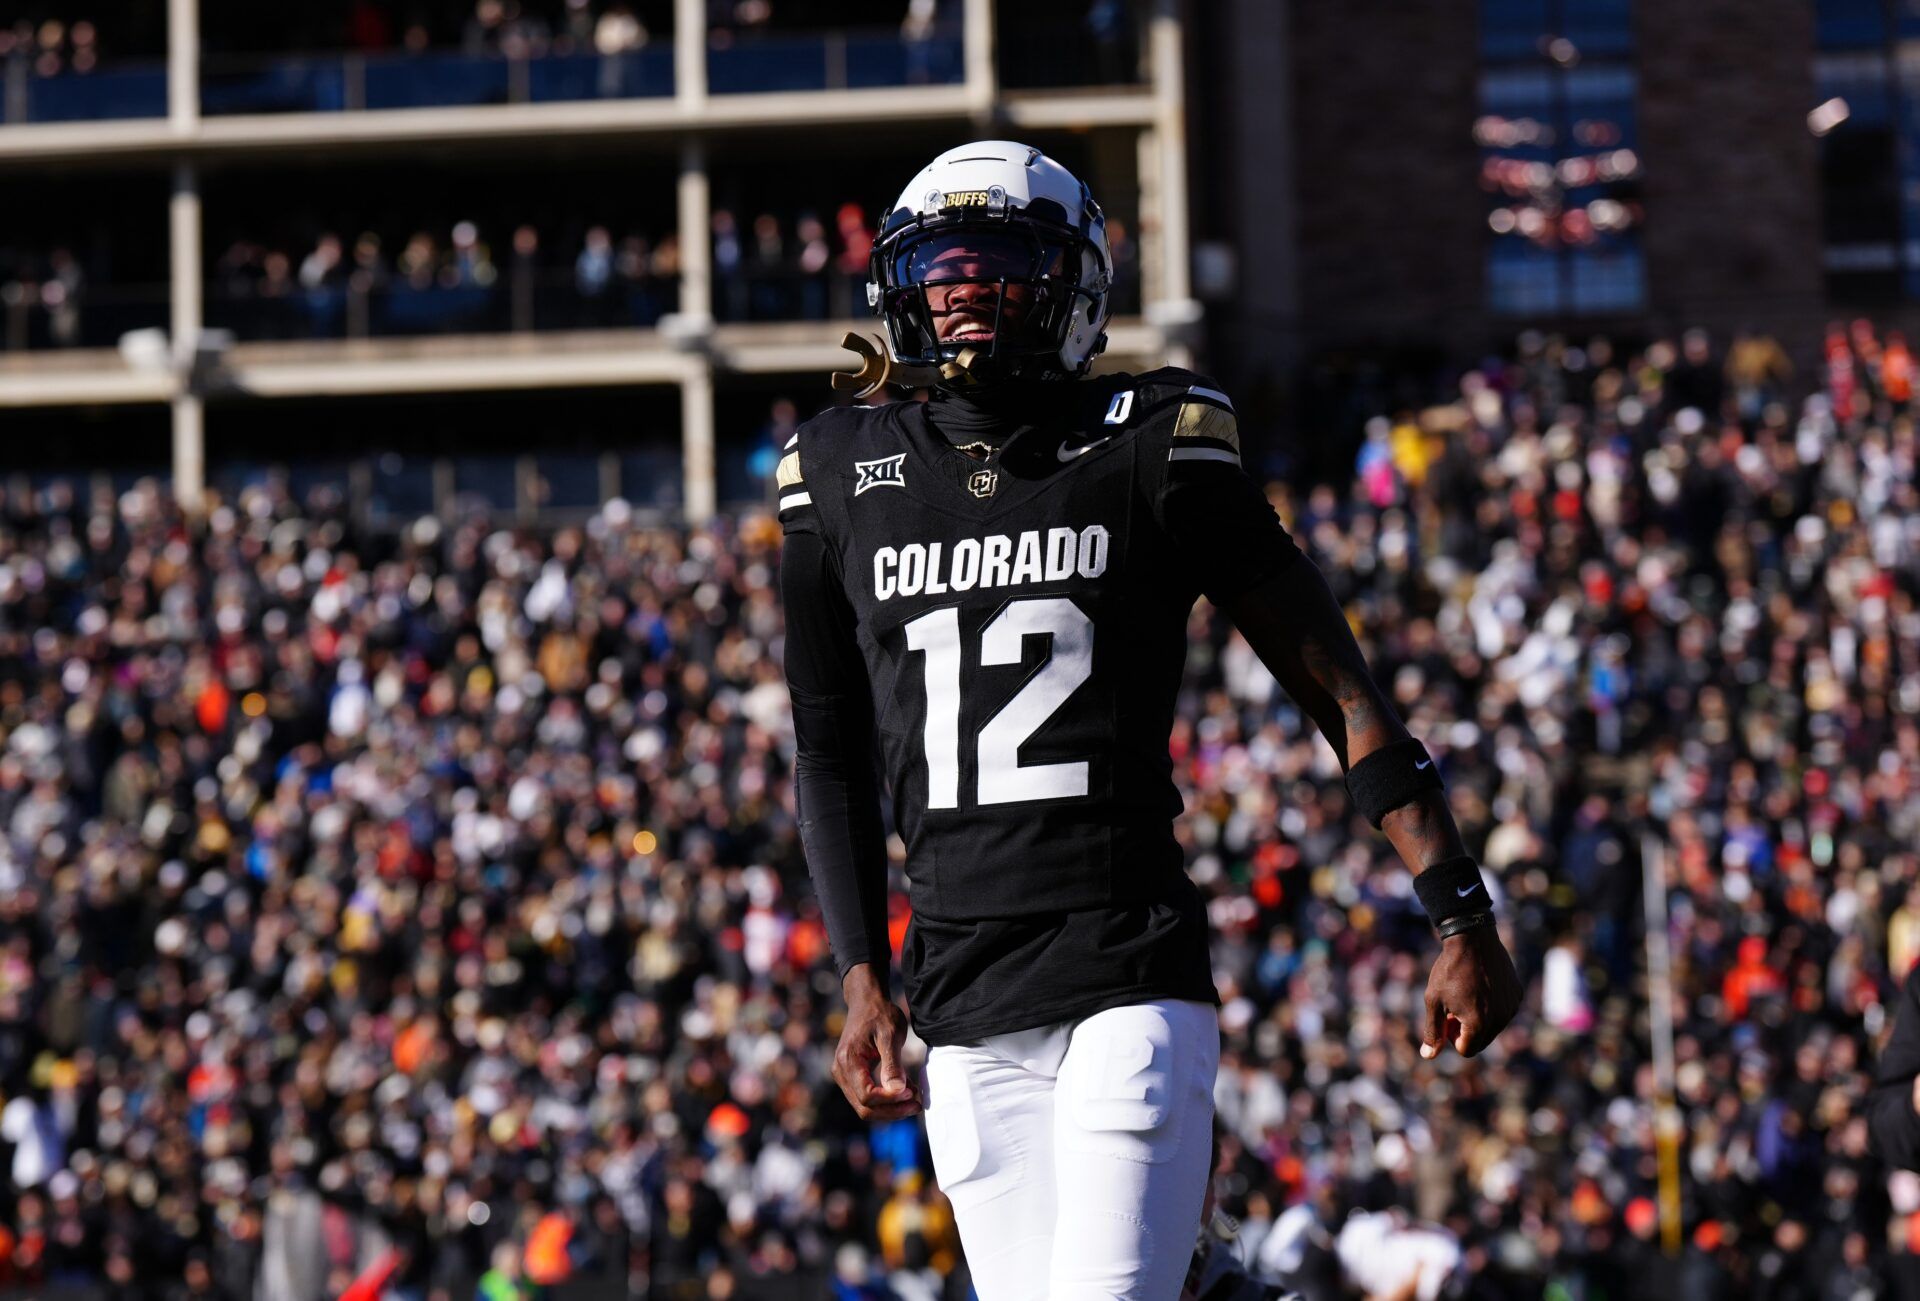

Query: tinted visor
[894,230,1068,288]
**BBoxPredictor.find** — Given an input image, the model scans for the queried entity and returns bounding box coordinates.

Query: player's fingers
[838,1069,885,1119]
[873,1024,911,1097]
[1453,1011,1486,1057]
[865,1093,922,1120]
[1420,989,1447,1059]
[834,1053,919,1120]
[833,1051,875,1112]
[844,1040,908,1106]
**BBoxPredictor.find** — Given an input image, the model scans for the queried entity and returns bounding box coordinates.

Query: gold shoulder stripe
[1173,401,1240,451]
[776,451,804,490]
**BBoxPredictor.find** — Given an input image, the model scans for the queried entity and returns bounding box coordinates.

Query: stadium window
[1817,0,1888,50]
[1814,0,1911,302]
[1477,0,1644,316]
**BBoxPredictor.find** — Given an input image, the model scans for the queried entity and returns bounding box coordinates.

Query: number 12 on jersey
[902,596,1093,809]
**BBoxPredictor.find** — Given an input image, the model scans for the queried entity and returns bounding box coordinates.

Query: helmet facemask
[871,205,1106,388]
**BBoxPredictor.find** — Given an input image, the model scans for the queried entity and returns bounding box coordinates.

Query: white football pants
[922,999,1220,1301]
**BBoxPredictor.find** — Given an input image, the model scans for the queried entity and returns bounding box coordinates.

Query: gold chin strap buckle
[830,332,942,398]
[939,347,985,385]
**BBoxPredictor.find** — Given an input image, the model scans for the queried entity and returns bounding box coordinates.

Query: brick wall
[1286,0,1486,348]
[1633,0,1825,360]
[1195,0,1838,390]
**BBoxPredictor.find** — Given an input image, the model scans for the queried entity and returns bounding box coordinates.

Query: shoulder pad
[1129,369,1240,468]
[1128,367,1230,406]
[779,402,904,528]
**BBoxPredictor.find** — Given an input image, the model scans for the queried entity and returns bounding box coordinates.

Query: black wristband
[1436,910,1496,939]
[1412,854,1490,924]
[1345,739,1443,828]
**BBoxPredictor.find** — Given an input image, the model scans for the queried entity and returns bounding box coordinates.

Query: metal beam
[0,320,1172,407]
[170,161,204,512]
[0,85,1163,168]
[676,0,707,104]
[0,368,174,408]
[0,87,985,165]
[1001,90,1155,130]
[676,130,717,525]
[681,364,715,524]
[964,0,996,118]
[712,320,1169,375]
[168,0,198,130]
[172,396,205,510]
[224,345,695,398]
[678,142,712,327]
[1149,0,1193,306]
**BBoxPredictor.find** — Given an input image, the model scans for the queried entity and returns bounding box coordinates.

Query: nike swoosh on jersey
[1415,759,1432,769]
[1056,436,1115,463]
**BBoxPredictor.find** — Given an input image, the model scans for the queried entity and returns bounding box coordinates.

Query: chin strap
[829,333,934,397]
[830,333,988,397]
[940,347,987,385]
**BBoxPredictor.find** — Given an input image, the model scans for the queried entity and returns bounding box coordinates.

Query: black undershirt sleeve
[1159,458,1303,606]
[781,527,892,983]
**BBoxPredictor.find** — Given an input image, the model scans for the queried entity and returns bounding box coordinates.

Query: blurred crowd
[0,248,86,351]
[0,19,108,78]
[5,320,1920,1300]
[209,221,684,341]
[712,205,872,325]
[205,205,873,340]
[1208,321,1913,1299]
[0,1,958,70]
[336,0,961,57]
[2,203,1137,351]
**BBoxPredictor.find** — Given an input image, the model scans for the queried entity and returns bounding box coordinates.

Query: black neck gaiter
[924,383,1080,451]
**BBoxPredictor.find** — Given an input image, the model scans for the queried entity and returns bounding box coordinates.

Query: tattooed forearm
[1229,560,1468,876]
[1231,559,1406,769]
[1381,790,1469,872]
[1299,633,1395,755]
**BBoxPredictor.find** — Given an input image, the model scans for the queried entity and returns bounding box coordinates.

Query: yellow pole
[1642,834,1683,1255]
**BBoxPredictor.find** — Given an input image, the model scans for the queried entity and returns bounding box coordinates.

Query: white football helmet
[869,140,1113,384]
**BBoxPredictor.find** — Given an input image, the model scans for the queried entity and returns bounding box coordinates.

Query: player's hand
[835,964,921,1121]
[1421,925,1521,1059]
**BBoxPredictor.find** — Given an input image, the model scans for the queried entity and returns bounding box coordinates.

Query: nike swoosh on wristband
[1415,759,1432,769]
[1457,884,1481,897]
[1056,436,1114,462]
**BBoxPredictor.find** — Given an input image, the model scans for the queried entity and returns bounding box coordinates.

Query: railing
[0,273,687,352]
[16,449,703,526]
[198,46,674,115]
[200,272,682,341]
[0,61,167,123]
[0,28,976,127]
[0,266,1150,350]
[231,449,699,521]
[996,13,1144,90]
[713,267,872,323]
[0,283,170,350]
[707,29,962,94]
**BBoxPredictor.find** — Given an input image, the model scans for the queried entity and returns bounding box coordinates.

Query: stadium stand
[13,1,1915,1297]
[0,324,1913,1298]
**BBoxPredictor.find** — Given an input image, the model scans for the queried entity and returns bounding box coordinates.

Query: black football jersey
[780,368,1302,1043]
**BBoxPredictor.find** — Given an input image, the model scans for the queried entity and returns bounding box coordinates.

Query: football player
[779,141,1521,1300]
